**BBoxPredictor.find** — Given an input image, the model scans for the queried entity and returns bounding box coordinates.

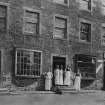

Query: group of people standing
[54,65,73,86]
[45,64,81,91]
[54,65,81,91]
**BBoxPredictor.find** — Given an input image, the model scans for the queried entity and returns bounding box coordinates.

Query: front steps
[58,85,76,93]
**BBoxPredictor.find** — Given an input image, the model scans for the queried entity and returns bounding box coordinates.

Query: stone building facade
[0,0,104,90]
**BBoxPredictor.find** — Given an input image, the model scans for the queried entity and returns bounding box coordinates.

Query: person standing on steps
[74,69,82,91]
[64,65,72,86]
[59,65,63,85]
[54,65,60,86]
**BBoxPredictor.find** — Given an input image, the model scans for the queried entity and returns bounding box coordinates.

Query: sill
[79,8,92,13]
[15,75,40,78]
[53,37,67,41]
[78,40,91,45]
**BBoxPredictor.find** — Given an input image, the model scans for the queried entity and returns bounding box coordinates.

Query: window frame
[101,24,105,46]
[15,48,42,78]
[53,14,68,40]
[23,7,41,35]
[0,2,9,33]
[79,0,92,12]
[53,0,69,6]
[79,19,92,43]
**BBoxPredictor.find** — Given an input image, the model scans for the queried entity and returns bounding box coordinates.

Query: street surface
[0,91,104,105]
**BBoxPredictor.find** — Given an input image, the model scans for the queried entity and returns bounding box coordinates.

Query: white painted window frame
[53,14,69,40]
[23,7,41,35]
[15,48,42,78]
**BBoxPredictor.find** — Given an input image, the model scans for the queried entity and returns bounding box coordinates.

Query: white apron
[45,72,53,90]
[59,69,63,85]
[64,71,72,86]
[74,75,81,91]
[54,69,60,85]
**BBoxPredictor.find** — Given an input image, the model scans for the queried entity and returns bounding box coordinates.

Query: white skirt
[74,76,81,91]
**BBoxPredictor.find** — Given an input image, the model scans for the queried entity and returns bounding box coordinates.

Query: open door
[52,56,66,86]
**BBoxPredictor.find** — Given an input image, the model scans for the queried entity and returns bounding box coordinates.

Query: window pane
[24,10,39,34]
[16,50,41,77]
[55,17,66,28]
[54,28,64,38]
[80,22,91,42]
[79,0,91,10]
[0,5,7,17]
[24,22,36,33]
[54,17,67,38]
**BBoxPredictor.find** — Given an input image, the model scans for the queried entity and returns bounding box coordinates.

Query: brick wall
[0,0,104,90]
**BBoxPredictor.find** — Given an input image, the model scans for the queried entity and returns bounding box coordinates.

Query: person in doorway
[59,65,63,85]
[54,65,60,86]
[74,69,82,91]
[64,65,73,86]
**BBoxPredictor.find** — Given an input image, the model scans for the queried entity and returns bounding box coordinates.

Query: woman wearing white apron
[74,69,81,91]
[54,65,60,85]
[59,65,63,85]
[64,65,72,86]
[45,70,53,91]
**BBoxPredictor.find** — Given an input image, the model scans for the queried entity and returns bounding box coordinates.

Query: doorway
[52,56,66,85]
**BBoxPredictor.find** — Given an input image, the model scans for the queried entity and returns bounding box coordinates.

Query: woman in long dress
[64,65,72,86]
[45,69,53,91]
[54,65,60,85]
[59,65,63,85]
[74,69,81,91]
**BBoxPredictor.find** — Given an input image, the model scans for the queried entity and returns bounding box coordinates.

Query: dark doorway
[52,56,66,86]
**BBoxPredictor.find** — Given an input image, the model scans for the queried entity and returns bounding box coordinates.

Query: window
[23,10,39,34]
[80,22,91,42]
[101,27,105,45]
[15,49,42,77]
[79,0,91,11]
[0,5,7,32]
[74,54,96,80]
[53,0,68,5]
[54,16,67,39]
[101,0,105,15]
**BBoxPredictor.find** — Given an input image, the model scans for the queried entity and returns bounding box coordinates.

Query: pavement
[0,89,104,105]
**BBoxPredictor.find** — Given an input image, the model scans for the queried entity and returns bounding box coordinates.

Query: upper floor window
[23,10,40,35]
[54,16,67,39]
[79,0,91,11]
[80,22,91,42]
[0,5,7,32]
[101,0,105,15]
[15,49,42,77]
[53,0,68,5]
[101,26,105,45]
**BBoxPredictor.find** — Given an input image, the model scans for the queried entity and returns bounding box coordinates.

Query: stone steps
[58,85,76,92]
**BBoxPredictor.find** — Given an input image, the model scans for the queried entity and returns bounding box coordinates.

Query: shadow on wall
[11,74,45,91]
